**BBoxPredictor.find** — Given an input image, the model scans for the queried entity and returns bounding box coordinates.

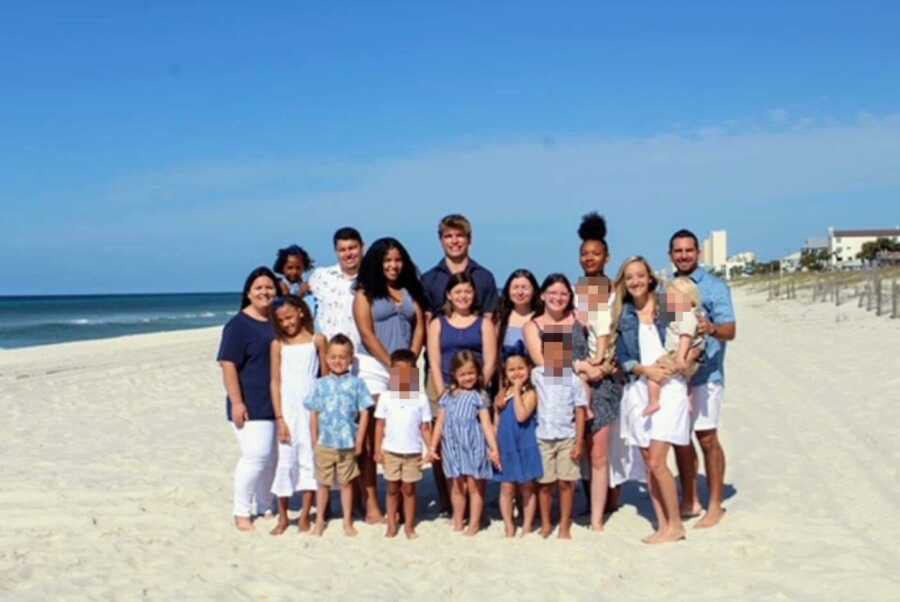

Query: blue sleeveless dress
[439,316,483,382]
[493,396,543,483]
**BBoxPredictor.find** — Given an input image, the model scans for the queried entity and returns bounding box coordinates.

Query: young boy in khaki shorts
[305,334,374,537]
[531,329,588,539]
[374,349,433,539]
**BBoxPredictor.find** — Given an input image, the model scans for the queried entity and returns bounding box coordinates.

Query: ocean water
[0,293,240,349]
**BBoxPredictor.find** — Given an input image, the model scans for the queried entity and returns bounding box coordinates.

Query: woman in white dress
[612,257,689,544]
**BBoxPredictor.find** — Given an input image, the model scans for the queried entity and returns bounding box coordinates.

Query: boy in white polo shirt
[374,349,433,539]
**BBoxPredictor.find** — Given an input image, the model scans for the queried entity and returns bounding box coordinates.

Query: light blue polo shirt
[686,267,735,386]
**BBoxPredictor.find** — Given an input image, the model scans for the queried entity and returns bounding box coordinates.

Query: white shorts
[357,353,389,396]
[691,382,724,431]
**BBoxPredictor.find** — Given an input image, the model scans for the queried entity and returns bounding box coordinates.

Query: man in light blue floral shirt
[305,334,374,537]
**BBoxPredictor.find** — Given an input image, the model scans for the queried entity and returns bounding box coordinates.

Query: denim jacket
[615,301,667,381]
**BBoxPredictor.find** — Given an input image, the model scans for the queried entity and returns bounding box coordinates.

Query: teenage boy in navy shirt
[421,214,499,514]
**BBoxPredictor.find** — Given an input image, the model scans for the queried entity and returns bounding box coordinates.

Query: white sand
[2,290,899,600]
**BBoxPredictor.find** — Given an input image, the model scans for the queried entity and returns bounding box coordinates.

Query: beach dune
[2,290,899,600]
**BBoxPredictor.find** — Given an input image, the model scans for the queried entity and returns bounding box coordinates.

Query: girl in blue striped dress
[429,351,502,535]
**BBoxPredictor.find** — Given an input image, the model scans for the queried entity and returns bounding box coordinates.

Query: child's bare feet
[558,525,572,540]
[452,520,465,532]
[404,527,418,540]
[504,523,516,538]
[365,510,385,525]
[590,523,604,534]
[270,519,290,536]
[385,524,399,538]
[463,525,480,537]
[343,523,358,537]
[642,402,661,417]
[539,525,553,539]
[645,527,686,544]
[297,514,311,533]
[694,507,726,529]
[234,516,254,532]
[312,521,326,537]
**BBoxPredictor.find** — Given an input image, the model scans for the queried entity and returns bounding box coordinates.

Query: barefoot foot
[270,519,290,536]
[642,403,661,417]
[235,516,254,532]
[297,515,311,533]
[404,528,419,540]
[385,524,399,538]
[695,507,726,529]
[343,523,359,537]
[312,521,326,537]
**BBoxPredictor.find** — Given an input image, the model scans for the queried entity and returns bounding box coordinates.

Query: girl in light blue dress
[429,351,501,536]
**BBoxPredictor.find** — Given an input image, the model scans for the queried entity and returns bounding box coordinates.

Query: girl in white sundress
[269,296,328,535]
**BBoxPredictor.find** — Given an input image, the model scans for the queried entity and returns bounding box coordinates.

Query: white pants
[231,421,277,518]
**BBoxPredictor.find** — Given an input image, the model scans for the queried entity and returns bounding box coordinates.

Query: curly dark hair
[578,212,608,254]
[273,244,314,275]
[355,237,427,308]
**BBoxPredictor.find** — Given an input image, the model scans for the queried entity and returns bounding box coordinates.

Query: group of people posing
[217,213,736,543]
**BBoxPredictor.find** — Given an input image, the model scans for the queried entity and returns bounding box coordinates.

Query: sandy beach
[2,288,899,601]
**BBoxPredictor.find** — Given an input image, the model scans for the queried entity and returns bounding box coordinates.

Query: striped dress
[439,389,493,479]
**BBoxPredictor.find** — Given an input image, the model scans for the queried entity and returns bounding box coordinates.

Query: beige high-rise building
[700,230,728,271]
[711,230,728,269]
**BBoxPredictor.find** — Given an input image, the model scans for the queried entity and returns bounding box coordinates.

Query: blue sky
[3,1,900,294]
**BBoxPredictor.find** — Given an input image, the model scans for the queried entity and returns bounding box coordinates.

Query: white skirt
[621,376,691,448]
[609,408,647,486]
[357,352,389,396]
[271,396,317,496]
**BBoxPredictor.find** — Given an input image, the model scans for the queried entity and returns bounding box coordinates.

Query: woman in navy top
[217,266,280,531]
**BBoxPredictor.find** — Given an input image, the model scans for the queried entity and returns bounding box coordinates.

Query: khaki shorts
[382,451,424,483]
[538,438,582,484]
[315,445,359,485]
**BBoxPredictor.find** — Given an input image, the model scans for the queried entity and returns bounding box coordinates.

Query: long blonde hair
[611,256,660,329]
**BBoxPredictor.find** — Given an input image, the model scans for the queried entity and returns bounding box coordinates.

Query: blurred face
[441,227,470,261]
[580,240,609,276]
[453,361,479,390]
[575,276,610,324]
[508,276,535,311]
[541,281,572,314]
[246,276,277,313]
[670,236,699,275]
[335,238,363,274]
[504,356,530,387]
[624,261,652,302]
[447,282,475,314]
[382,247,403,283]
[542,339,572,374]
[275,304,303,337]
[326,343,353,374]
[666,288,693,314]
[282,255,304,283]
[389,361,418,394]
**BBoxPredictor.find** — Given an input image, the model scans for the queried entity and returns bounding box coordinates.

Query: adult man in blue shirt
[670,229,736,529]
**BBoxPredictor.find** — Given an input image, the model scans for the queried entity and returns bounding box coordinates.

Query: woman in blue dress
[492,352,543,537]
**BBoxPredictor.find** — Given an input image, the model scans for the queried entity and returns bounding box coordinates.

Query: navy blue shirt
[217,312,277,421]
[421,258,499,316]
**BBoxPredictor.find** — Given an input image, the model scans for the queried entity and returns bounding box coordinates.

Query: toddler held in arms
[644,277,705,417]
